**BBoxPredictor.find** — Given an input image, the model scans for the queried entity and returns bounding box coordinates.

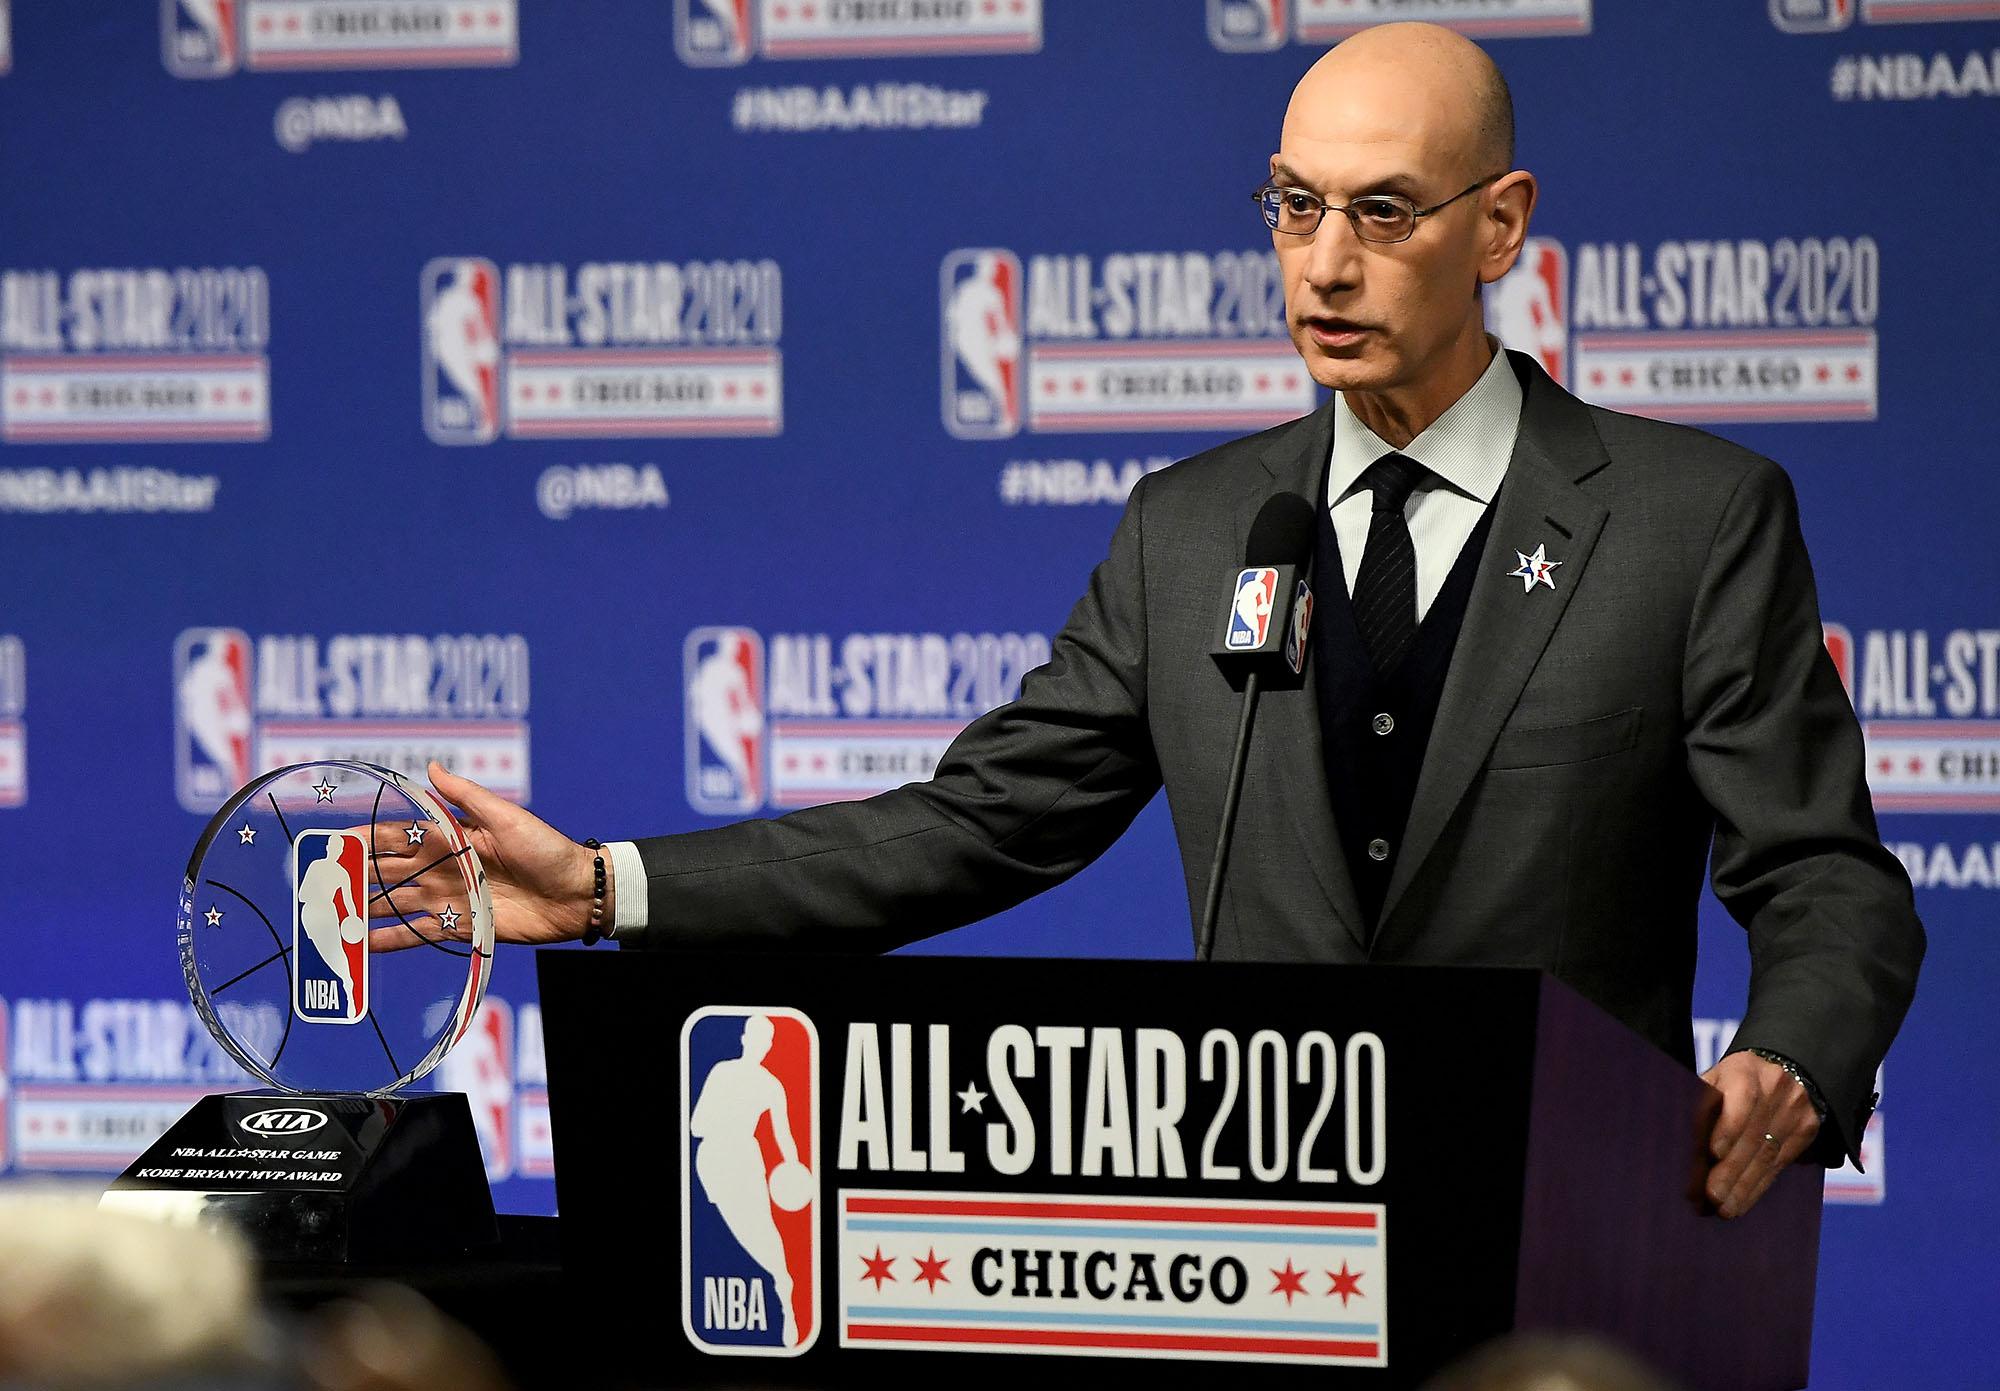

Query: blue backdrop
[1,4,1994,1386]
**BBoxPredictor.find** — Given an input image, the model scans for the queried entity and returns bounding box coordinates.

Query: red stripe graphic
[847,1324,1378,1357]
[843,1195,1377,1227]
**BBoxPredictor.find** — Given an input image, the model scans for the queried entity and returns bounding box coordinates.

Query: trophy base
[102,1090,498,1264]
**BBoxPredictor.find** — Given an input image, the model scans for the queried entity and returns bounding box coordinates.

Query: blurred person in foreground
[1422,1332,1683,1391]
[369,22,1921,1223]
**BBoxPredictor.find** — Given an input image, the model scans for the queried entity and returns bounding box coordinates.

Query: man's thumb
[428,759,498,820]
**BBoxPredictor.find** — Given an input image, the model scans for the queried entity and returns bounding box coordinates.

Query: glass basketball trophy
[104,762,500,1261]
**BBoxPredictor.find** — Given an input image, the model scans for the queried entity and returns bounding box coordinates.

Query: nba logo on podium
[940,249,1023,440]
[680,1006,820,1356]
[421,257,503,445]
[292,829,370,1025]
[1490,237,1569,386]
[174,627,254,813]
[1227,568,1278,650]
[677,0,753,64]
[162,0,240,77]
[685,627,766,815]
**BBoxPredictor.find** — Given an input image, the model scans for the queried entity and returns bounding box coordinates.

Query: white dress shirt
[607,346,1527,935]
[1327,342,1522,619]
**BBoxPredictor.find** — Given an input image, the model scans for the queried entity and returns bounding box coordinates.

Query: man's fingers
[427,759,501,826]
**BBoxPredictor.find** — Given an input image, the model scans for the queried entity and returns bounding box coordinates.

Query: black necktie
[1351,453,1426,678]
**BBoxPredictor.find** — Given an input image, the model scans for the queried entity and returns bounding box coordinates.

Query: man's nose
[1300,209,1364,293]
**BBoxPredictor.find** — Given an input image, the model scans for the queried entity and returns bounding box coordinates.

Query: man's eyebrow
[1266,163,1428,201]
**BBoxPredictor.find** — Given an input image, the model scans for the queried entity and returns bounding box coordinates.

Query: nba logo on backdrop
[681,1006,820,1356]
[1228,568,1277,650]
[292,829,370,1025]
[678,0,752,64]
[686,627,766,815]
[1491,237,1568,385]
[1769,0,1853,31]
[163,0,240,77]
[1208,0,1287,51]
[421,257,502,445]
[174,628,253,810]
[940,249,1023,440]
[438,997,514,1181]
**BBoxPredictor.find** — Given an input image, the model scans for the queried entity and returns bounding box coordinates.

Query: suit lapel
[1376,355,1611,933]
[1240,401,1370,951]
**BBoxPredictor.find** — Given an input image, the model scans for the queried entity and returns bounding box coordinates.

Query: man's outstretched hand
[366,761,603,953]
[1701,1050,1820,1219]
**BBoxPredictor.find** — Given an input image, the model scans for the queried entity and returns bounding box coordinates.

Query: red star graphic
[1815,364,1831,383]
[1907,756,1924,775]
[982,0,997,12]
[38,388,54,405]
[1846,364,1862,382]
[285,14,301,31]
[1070,376,1086,394]
[1255,374,1271,392]
[860,1246,897,1290]
[1877,756,1893,774]
[487,9,503,26]
[722,381,739,399]
[750,381,767,398]
[1283,374,1300,390]
[210,387,227,405]
[1040,377,1058,395]
[257,15,273,32]
[1326,1262,1364,1306]
[519,384,536,402]
[11,389,27,406]
[774,3,789,18]
[1271,1259,1308,1305]
[458,10,474,27]
[1588,368,1606,387]
[914,1247,950,1292]
[238,386,254,404]
[1619,368,1635,386]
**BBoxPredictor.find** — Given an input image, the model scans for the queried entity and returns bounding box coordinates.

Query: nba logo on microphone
[1490,237,1568,386]
[681,1006,820,1356]
[174,627,254,812]
[940,249,1023,440]
[686,627,767,815]
[162,0,240,77]
[292,829,370,1025]
[1208,0,1287,51]
[1227,568,1279,651]
[421,257,503,445]
[677,0,753,64]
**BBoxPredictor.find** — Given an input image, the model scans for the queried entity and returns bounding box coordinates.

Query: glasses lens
[1261,188,1320,235]
[1349,197,1416,243]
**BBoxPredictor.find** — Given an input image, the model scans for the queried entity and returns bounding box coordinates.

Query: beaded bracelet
[580,837,608,945]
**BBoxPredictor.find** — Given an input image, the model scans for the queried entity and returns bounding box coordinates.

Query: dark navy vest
[1312,490,1496,935]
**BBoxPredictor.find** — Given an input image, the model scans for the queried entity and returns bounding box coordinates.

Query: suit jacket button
[1372,712,1395,736]
[1367,838,1391,862]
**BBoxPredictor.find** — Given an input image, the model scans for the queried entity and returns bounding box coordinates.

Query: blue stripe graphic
[847,1305,1379,1337]
[844,1218,1377,1247]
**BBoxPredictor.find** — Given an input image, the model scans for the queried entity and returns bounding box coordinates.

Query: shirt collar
[1327,343,1524,508]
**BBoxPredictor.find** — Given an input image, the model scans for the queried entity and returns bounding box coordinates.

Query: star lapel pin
[1508,543,1563,593]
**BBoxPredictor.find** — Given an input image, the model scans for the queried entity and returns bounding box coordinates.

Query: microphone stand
[1195,669,1262,963]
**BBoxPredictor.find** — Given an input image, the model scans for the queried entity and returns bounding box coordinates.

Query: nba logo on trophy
[175,627,254,813]
[1208,0,1287,52]
[940,249,1023,440]
[681,1007,820,1356]
[162,0,239,77]
[1227,568,1278,650]
[421,257,503,445]
[1491,237,1569,386]
[292,829,370,1025]
[685,627,766,816]
[677,0,753,64]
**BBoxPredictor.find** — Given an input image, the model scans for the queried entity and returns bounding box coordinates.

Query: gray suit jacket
[629,351,1924,1161]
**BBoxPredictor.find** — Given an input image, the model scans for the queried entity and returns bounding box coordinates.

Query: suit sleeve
[620,474,1164,954]
[1681,458,1924,1164]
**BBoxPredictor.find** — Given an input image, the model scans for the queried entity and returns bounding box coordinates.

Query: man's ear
[1479,170,1539,285]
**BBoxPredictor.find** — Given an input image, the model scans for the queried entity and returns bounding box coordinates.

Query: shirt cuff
[607,840,649,934]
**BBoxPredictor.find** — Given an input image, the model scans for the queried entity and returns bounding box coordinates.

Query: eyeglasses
[1252,175,1503,244]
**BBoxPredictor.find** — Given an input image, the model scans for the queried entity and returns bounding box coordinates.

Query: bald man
[371,25,1922,1223]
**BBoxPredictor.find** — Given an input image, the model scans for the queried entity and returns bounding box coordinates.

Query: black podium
[540,953,1820,1389]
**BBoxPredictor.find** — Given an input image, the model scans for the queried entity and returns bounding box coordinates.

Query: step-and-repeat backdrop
[1,4,1992,1385]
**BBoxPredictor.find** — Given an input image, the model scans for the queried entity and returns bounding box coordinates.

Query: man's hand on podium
[1700,1051,1821,1219]
[365,761,601,953]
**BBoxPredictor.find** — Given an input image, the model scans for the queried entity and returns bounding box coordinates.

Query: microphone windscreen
[1244,493,1317,568]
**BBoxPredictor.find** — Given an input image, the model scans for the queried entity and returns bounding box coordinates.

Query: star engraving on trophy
[406,822,428,845]
[438,904,462,933]
[311,776,337,802]
[237,824,257,845]
[203,906,224,927]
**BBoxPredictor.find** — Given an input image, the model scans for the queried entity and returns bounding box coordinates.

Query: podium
[539,953,1820,1389]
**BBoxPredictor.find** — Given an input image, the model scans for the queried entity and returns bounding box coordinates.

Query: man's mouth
[1302,316,1374,348]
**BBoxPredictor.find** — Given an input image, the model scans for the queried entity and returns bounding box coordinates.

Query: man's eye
[1355,199,1403,223]
[1284,193,1317,215]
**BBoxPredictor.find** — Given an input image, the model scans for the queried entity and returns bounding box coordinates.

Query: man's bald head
[1284,23,1514,179]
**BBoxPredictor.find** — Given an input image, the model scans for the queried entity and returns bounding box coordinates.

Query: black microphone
[1197,493,1318,962]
